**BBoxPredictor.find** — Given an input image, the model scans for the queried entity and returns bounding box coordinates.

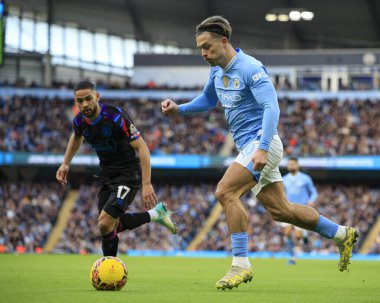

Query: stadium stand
[55,183,217,254]
[0,182,68,253]
[197,184,380,254]
[2,95,380,156]
[2,180,377,254]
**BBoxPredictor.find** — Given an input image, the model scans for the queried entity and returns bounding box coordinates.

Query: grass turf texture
[0,255,379,303]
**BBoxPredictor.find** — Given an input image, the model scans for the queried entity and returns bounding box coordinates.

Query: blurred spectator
[279,98,380,156]
[197,184,380,254]
[0,77,375,91]
[2,95,380,156]
[367,232,380,254]
[0,95,227,155]
[55,183,216,254]
[0,182,67,253]
[1,181,379,254]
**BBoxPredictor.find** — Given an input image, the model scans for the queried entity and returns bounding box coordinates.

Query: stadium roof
[8,0,380,51]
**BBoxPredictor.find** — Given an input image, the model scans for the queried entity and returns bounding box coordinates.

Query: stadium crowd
[198,184,380,254]
[0,77,375,91]
[1,181,379,254]
[279,98,380,156]
[55,183,217,254]
[2,95,380,156]
[368,232,380,254]
[0,95,227,155]
[0,182,67,253]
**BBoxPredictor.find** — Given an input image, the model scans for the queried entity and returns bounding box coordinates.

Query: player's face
[74,89,100,118]
[287,160,299,173]
[196,32,228,67]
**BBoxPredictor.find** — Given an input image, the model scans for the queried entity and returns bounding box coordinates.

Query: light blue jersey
[179,48,279,151]
[283,172,318,205]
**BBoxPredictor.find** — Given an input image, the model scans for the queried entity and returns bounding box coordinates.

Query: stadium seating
[0,182,67,253]
[2,95,380,156]
[55,183,217,254]
[53,182,380,254]
[197,184,380,253]
[368,232,380,254]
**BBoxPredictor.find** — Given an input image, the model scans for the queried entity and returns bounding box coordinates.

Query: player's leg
[116,201,176,234]
[257,182,319,228]
[283,224,296,264]
[98,210,119,256]
[101,181,176,235]
[98,183,151,256]
[97,185,122,256]
[214,162,256,289]
[257,182,358,271]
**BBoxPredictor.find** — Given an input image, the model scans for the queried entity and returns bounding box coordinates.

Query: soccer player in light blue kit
[162,16,358,290]
[282,157,318,265]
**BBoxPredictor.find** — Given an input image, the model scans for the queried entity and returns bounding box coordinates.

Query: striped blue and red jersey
[73,103,141,176]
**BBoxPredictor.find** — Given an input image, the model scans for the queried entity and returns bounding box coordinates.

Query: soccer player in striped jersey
[162,16,358,290]
[56,81,176,257]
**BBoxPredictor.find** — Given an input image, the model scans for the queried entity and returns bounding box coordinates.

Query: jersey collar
[222,48,241,73]
[84,103,104,125]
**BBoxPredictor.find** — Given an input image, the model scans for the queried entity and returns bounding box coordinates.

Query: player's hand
[307,201,315,207]
[56,163,69,185]
[161,99,179,116]
[142,182,158,209]
[252,149,269,171]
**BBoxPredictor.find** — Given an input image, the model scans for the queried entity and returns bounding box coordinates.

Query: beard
[288,169,297,174]
[82,107,97,118]
[205,58,215,66]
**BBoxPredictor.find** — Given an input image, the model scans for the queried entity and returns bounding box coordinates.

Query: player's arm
[306,176,318,206]
[119,111,157,209]
[161,71,218,115]
[248,66,280,171]
[130,137,157,209]
[56,133,83,185]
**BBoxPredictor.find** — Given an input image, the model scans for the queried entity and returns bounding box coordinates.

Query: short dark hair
[195,15,232,39]
[288,157,298,162]
[74,81,96,93]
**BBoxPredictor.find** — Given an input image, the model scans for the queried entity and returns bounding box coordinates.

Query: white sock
[232,257,251,268]
[333,225,347,242]
[148,209,159,221]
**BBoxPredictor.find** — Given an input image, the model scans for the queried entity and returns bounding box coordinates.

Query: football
[90,256,128,290]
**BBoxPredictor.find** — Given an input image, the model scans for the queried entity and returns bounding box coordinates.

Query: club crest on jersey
[222,76,229,88]
[233,78,240,89]
[101,125,112,137]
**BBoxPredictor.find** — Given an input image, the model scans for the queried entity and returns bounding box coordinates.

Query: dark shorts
[98,174,141,219]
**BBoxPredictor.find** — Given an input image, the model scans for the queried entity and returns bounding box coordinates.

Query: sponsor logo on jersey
[101,125,112,137]
[252,70,268,82]
[233,78,240,89]
[217,92,242,103]
[91,139,117,153]
[222,76,229,88]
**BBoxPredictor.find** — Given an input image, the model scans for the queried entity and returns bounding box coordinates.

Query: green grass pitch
[0,255,379,303]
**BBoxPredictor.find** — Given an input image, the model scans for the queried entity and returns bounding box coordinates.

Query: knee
[215,186,234,207]
[98,218,113,235]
